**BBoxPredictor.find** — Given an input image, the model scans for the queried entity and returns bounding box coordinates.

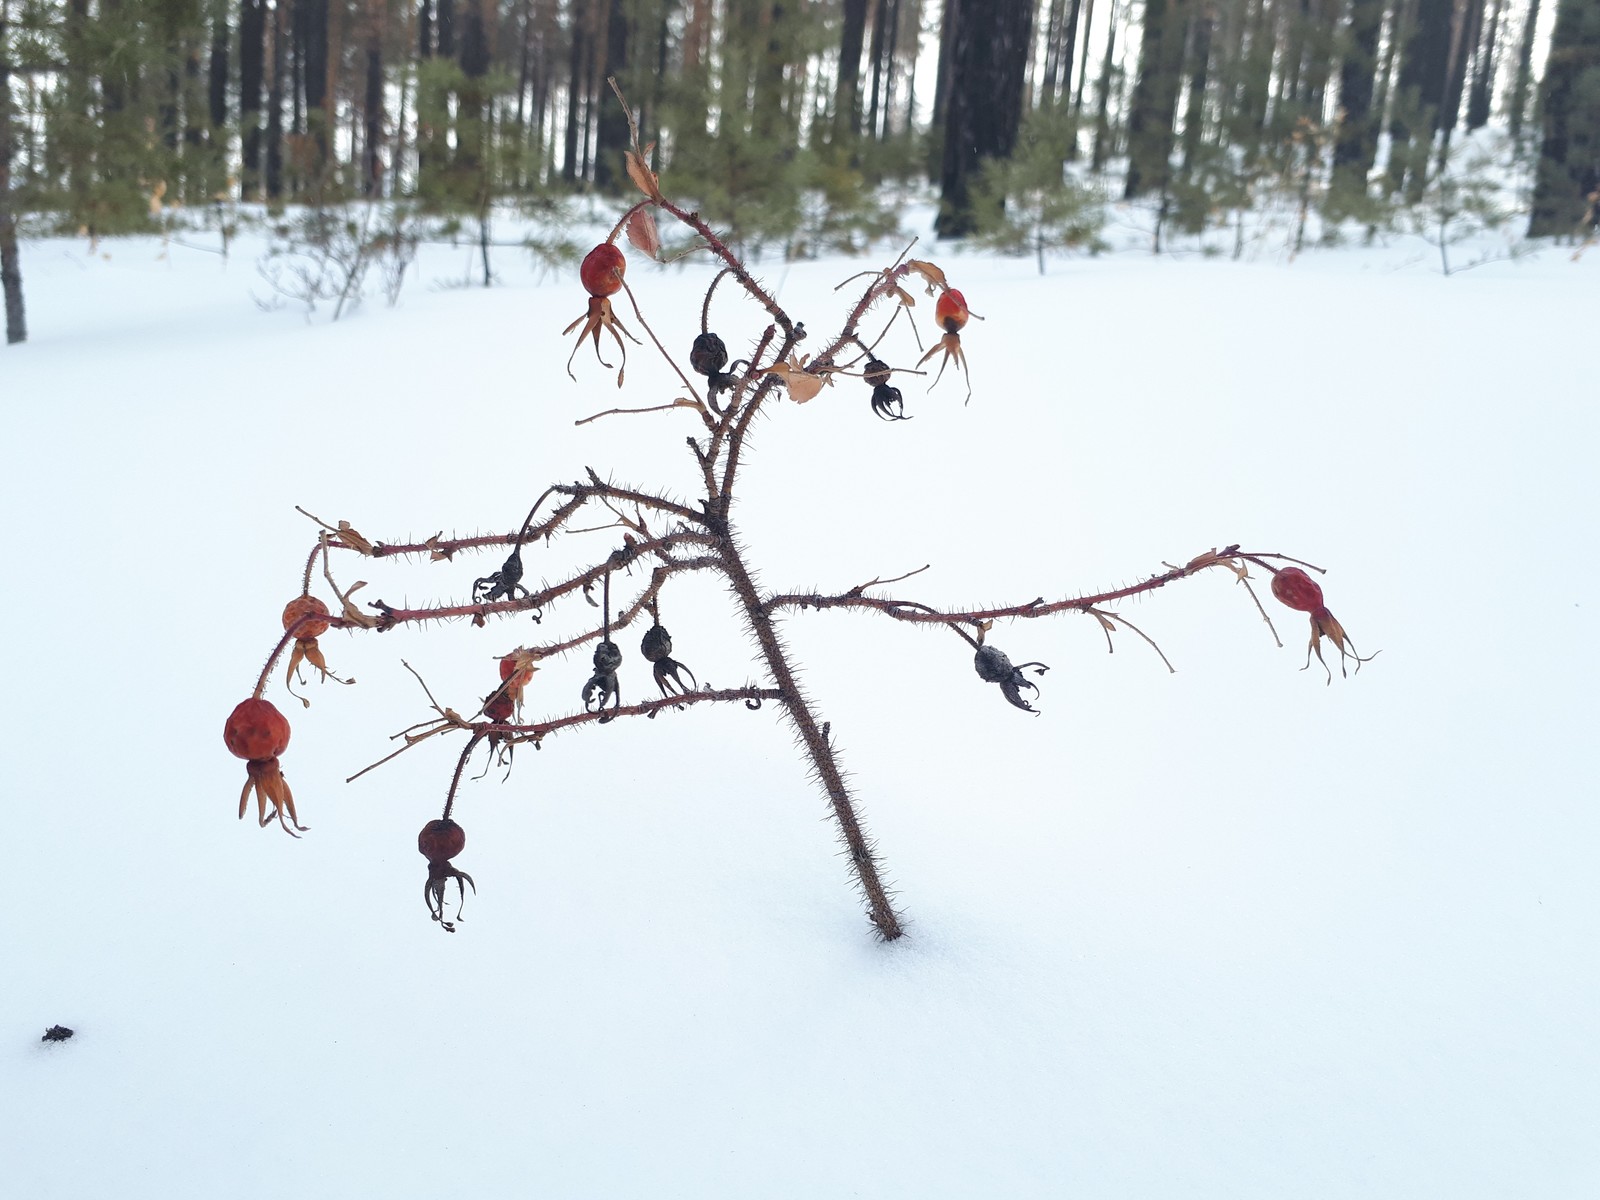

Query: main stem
[714,517,905,940]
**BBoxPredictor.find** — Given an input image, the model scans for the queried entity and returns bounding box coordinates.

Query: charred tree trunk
[935,0,1033,237]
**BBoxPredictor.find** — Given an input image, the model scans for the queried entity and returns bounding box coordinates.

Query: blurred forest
[2,0,1598,343]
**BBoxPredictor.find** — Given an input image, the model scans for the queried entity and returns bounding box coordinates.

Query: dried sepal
[625,145,663,203]
[625,206,662,258]
[905,259,948,293]
[765,352,831,404]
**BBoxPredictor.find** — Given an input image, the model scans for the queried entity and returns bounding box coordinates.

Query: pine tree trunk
[1387,0,1452,194]
[1,0,26,345]
[1439,0,1485,134]
[301,0,330,184]
[1090,0,1119,169]
[1507,0,1541,139]
[562,0,587,181]
[266,0,286,198]
[1180,5,1213,172]
[1333,0,1386,187]
[1124,0,1189,198]
[935,0,1033,236]
[593,0,630,191]
[209,5,229,130]
[836,0,867,139]
[241,0,265,197]
[1529,0,1600,234]
[1465,0,1504,129]
[363,1,384,195]
[866,0,889,137]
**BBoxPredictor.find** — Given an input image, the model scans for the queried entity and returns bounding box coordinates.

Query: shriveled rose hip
[418,818,466,864]
[579,243,626,297]
[282,595,332,640]
[1270,567,1326,613]
[224,698,291,761]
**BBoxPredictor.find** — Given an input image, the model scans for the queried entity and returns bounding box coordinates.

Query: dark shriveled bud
[690,332,729,376]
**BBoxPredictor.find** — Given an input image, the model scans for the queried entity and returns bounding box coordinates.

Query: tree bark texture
[1333,0,1386,186]
[1529,0,1600,235]
[935,0,1033,237]
[1124,0,1189,197]
[1,0,26,344]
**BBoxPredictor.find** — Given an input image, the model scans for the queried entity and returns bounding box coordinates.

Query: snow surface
[2,217,1597,1198]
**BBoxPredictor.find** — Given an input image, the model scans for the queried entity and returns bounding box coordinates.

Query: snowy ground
[2,213,1597,1198]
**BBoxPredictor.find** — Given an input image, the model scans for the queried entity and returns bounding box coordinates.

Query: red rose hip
[224,698,291,761]
[419,818,466,863]
[580,243,626,297]
[935,288,970,333]
[282,595,332,640]
[1271,567,1326,613]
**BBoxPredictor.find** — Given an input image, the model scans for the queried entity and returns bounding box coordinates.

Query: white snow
[2,214,1596,1197]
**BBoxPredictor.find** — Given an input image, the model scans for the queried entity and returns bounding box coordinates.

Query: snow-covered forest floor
[2,210,1596,1198]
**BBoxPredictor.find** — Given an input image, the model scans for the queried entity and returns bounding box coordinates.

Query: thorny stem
[441,730,488,820]
[370,540,718,630]
[713,517,905,940]
[253,610,345,698]
[761,547,1296,630]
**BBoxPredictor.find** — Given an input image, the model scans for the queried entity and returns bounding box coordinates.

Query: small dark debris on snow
[41,1025,74,1043]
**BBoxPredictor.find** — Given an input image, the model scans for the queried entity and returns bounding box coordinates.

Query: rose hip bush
[227,91,1373,938]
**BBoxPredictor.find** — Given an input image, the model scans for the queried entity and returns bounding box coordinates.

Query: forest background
[1,0,1597,346]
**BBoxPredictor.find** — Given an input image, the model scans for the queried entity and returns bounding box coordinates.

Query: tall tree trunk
[241,0,265,197]
[593,0,630,190]
[1124,0,1189,197]
[1465,0,1504,129]
[1387,0,1453,194]
[1439,0,1485,134]
[363,1,384,195]
[457,0,491,184]
[1506,0,1541,139]
[1091,0,1119,169]
[1528,0,1600,234]
[301,0,329,184]
[1072,0,1096,118]
[562,0,588,181]
[836,0,867,139]
[866,0,889,137]
[208,4,229,130]
[1180,4,1214,172]
[266,0,286,198]
[935,0,1033,237]
[1333,0,1386,187]
[1,0,26,345]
